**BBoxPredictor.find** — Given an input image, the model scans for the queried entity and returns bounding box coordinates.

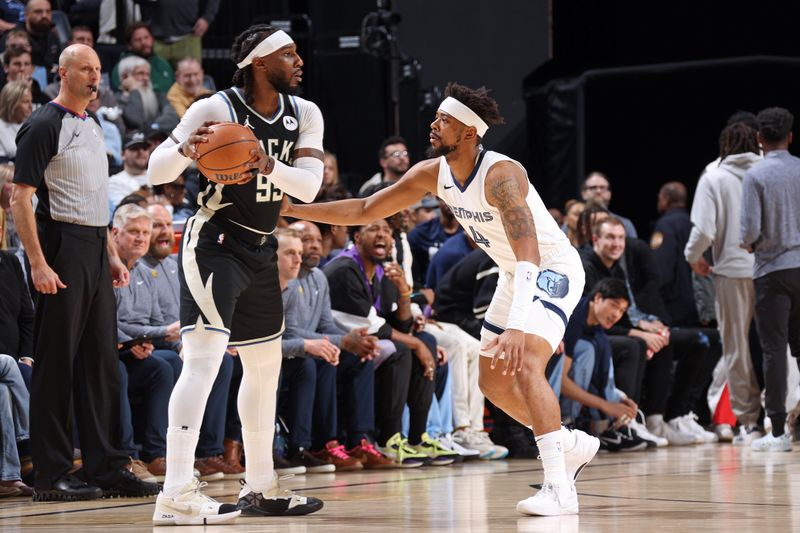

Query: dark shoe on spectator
[274,452,306,476]
[224,439,245,470]
[598,427,648,453]
[347,439,397,469]
[33,473,102,501]
[193,458,225,482]
[97,466,160,498]
[201,455,246,480]
[286,448,335,473]
[0,480,33,497]
[492,426,539,458]
[0,483,22,498]
[146,457,167,482]
[313,440,363,471]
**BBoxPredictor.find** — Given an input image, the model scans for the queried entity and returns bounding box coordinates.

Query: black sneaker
[97,466,161,498]
[286,448,335,473]
[236,479,323,517]
[33,473,103,501]
[598,427,648,453]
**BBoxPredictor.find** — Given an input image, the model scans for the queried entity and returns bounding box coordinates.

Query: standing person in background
[740,107,800,452]
[142,0,220,65]
[10,44,158,501]
[685,122,763,445]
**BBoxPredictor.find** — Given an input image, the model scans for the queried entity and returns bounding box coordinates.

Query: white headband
[438,96,489,137]
[236,30,295,69]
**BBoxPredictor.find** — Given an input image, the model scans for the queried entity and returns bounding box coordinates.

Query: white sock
[560,425,577,452]
[237,340,283,494]
[535,429,569,487]
[163,427,200,496]
[646,414,664,428]
[163,325,228,495]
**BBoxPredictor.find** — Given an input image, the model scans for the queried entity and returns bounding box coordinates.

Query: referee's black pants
[30,223,128,488]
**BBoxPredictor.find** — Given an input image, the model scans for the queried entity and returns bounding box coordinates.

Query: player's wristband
[505,261,539,331]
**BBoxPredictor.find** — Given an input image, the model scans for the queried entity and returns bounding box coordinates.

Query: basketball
[195,122,260,184]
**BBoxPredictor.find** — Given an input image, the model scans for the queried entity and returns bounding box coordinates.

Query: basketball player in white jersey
[148,25,324,524]
[284,83,600,516]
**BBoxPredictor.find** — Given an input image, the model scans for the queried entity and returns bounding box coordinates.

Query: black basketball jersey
[197,88,300,235]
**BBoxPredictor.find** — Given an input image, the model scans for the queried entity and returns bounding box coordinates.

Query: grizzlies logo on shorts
[537,269,569,299]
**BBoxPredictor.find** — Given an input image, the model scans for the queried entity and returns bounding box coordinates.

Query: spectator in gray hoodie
[685,122,763,444]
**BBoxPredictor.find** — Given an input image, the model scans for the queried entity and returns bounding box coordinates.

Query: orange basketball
[195,122,260,184]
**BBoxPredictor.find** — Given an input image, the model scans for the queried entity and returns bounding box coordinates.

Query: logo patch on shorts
[537,269,569,299]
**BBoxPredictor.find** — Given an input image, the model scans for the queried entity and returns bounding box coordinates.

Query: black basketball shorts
[178,210,284,345]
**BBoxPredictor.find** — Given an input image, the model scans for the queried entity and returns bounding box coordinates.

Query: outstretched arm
[283,159,439,225]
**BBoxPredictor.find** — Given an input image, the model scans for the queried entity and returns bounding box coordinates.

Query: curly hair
[719,122,758,163]
[443,82,504,141]
[756,107,794,145]
[231,25,280,105]
[575,201,609,247]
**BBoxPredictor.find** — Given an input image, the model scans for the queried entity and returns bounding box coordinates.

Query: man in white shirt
[109,131,151,211]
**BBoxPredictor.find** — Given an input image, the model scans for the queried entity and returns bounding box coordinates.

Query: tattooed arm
[484,161,541,266]
[482,161,543,375]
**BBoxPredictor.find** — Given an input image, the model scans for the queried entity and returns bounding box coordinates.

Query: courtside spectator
[580,172,638,238]
[111,23,174,93]
[166,57,210,118]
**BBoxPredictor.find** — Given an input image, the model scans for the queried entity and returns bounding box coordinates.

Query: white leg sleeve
[237,338,283,493]
[163,325,228,495]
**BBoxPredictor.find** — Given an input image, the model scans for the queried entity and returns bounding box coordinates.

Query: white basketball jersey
[436,150,570,273]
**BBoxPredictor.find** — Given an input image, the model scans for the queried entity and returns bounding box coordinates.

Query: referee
[10,44,159,501]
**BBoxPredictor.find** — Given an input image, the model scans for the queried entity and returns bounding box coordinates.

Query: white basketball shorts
[480,246,585,355]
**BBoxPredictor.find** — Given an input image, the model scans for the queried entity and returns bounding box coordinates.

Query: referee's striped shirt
[12,101,110,227]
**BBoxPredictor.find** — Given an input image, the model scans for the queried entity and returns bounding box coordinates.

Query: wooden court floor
[0,444,797,532]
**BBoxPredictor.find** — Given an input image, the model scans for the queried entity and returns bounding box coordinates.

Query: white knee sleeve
[237,338,283,492]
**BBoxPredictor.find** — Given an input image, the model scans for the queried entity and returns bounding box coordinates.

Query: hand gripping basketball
[186,121,260,185]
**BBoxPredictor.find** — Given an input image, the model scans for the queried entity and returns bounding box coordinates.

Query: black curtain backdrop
[526,56,800,237]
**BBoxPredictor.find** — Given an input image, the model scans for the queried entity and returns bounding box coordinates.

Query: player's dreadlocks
[718,122,759,163]
[443,82,505,143]
[231,24,279,105]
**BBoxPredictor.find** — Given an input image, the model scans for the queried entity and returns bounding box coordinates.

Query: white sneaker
[438,433,480,460]
[646,416,696,446]
[516,482,578,516]
[732,425,764,446]
[671,412,718,443]
[153,478,240,526]
[453,429,507,460]
[714,424,735,442]
[751,432,792,452]
[631,411,668,447]
[563,428,600,482]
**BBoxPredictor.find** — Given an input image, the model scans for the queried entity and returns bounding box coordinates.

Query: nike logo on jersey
[444,184,454,189]
[136,280,144,285]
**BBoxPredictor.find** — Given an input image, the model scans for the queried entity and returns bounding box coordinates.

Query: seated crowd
[0,2,797,499]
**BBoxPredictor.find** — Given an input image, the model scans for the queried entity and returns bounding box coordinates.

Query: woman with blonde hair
[0,81,33,160]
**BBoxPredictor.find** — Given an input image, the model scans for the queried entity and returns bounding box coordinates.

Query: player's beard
[267,70,299,95]
[425,134,460,158]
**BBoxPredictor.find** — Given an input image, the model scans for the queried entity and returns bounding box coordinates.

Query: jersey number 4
[469,225,491,247]
[256,175,284,203]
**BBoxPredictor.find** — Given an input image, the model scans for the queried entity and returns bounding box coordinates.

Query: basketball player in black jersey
[148,25,325,525]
